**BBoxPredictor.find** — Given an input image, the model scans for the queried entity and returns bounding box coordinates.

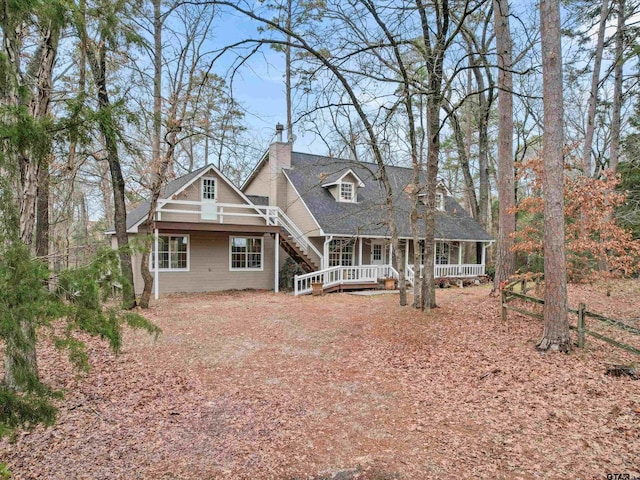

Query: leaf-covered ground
[2,281,639,479]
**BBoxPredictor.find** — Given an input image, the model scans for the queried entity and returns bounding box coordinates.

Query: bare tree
[582,0,609,177]
[538,0,569,352]
[608,0,625,174]
[75,0,137,309]
[492,0,516,290]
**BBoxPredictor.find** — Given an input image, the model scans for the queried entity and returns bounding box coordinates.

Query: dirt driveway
[2,283,639,479]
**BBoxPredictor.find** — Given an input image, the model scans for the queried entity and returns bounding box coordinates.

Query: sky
[204,7,322,154]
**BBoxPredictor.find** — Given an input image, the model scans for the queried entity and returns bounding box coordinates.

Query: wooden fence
[501,277,640,356]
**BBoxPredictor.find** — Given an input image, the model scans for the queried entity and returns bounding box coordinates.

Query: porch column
[404,240,409,270]
[154,227,159,300]
[358,236,363,266]
[458,242,462,264]
[481,241,487,268]
[389,243,393,266]
[274,232,279,293]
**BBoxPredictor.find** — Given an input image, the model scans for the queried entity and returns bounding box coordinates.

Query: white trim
[201,176,217,201]
[320,169,365,188]
[240,148,270,191]
[434,241,451,265]
[274,232,279,293]
[322,233,494,243]
[229,235,265,271]
[127,164,268,234]
[154,228,159,300]
[370,239,386,265]
[150,233,190,272]
[281,170,324,234]
[338,181,356,203]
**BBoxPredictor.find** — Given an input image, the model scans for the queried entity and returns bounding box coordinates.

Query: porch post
[274,232,279,293]
[405,240,409,270]
[481,242,487,270]
[358,236,363,266]
[154,227,159,300]
[458,242,462,264]
[389,243,393,266]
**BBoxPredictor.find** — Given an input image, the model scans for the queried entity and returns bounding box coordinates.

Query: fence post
[577,303,586,348]
[501,286,508,322]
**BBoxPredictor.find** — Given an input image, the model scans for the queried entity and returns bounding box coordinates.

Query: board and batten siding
[131,231,276,295]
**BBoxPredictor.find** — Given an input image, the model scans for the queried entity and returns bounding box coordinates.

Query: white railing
[275,209,323,262]
[157,199,323,265]
[406,263,485,286]
[294,264,398,296]
[435,263,485,278]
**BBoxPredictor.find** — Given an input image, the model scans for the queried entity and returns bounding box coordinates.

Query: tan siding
[132,231,276,295]
[244,161,271,198]
[284,178,321,237]
[158,168,265,226]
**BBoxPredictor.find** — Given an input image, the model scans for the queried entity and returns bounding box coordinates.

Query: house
[111,137,493,298]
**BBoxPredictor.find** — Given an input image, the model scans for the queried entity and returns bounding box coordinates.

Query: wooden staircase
[277,228,319,273]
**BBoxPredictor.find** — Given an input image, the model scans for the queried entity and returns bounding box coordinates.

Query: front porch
[295,236,491,295]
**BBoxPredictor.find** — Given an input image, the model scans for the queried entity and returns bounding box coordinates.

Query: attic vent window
[436,192,444,211]
[202,178,216,200]
[340,182,355,202]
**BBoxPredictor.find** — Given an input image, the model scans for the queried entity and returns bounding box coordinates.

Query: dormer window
[202,177,216,201]
[436,192,444,211]
[340,182,355,202]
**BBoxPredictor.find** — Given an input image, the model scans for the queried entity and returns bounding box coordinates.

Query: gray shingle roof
[285,152,493,241]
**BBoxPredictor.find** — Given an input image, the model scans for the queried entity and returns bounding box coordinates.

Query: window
[372,244,382,261]
[339,182,354,202]
[151,235,189,271]
[230,237,263,270]
[328,239,354,266]
[202,177,216,200]
[436,192,444,211]
[435,241,450,265]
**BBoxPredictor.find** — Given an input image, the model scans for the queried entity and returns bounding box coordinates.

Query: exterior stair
[278,228,319,273]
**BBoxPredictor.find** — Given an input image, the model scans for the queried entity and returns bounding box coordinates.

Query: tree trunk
[35,157,50,258]
[608,0,625,174]
[538,0,569,352]
[421,97,440,311]
[140,0,163,309]
[582,0,609,177]
[492,0,516,290]
[84,39,136,309]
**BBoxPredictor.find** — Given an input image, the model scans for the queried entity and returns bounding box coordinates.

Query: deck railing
[294,264,398,296]
[157,199,323,263]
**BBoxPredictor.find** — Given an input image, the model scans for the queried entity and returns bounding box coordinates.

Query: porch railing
[294,264,398,296]
[406,263,485,286]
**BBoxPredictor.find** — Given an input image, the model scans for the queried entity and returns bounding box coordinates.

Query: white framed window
[230,236,263,270]
[202,177,216,201]
[151,234,190,271]
[339,182,355,202]
[328,239,354,266]
[372,244,382,261]
[435,241,450,265]
[436,192,445,211]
